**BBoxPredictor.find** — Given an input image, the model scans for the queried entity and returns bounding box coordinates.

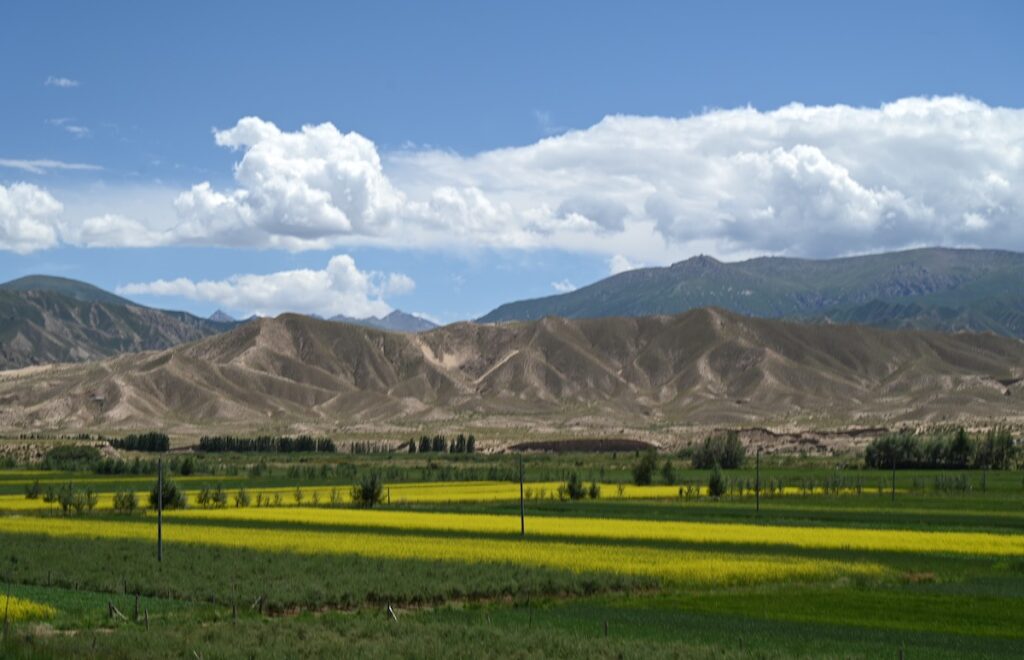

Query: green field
[0,450,1022,658]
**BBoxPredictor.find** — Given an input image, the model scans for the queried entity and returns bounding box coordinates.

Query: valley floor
[0,453,1021,658]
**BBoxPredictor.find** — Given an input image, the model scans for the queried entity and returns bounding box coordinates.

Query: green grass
[0,532,649,612]
[0,455,1022,657]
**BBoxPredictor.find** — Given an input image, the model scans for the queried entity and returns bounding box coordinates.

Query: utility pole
[157,458,163,563]
[890,456,896,504]
[755,446,761,514]
[519,453,525,537]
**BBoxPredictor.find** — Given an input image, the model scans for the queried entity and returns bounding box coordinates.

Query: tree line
[198,435,337,453]
[110,432,170,452]
[865,428,1019,470]
[407,434,477,454]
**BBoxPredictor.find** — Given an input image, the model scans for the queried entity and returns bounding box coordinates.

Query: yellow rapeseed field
[0,514,882,586]
[0,479,884,513]
[171,507,1024,557]
[1,595,56,621]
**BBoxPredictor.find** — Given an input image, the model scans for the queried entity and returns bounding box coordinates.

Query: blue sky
[2,1,1022,322]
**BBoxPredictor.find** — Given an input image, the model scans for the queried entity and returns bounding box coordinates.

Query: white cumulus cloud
[7,96,1024,263]
[164,97,1024,260]
[551,279,577,293]
[0,183,63,253]
[116,255,413,318]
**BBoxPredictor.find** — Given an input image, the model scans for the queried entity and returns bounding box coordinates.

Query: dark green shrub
[351,472,384,508]
[113,490,138,514]
[633,451,658,485]
[661,459,676,485]
[149,477,186,510]
[211,484,228,508]
[708,465,727,498]
[560,472,586,500]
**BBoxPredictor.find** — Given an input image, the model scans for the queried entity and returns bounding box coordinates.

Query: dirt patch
[508,438,658,453]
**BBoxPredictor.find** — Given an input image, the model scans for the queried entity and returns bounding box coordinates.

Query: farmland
[0,449,1022,658]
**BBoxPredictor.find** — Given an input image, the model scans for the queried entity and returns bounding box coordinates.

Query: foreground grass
[4,588,1023,660]
[0,532,651,612]
[0,458,1022,657]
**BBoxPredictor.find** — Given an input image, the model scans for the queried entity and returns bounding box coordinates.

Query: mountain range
[328,310,437,333]
[0,309,1020,434]
[0,276,235,370]
[0,276,436,370]
[480,248,1024,338]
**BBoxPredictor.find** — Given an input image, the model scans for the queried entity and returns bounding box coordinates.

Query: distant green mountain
[0,277,237,370]
[479,248,1024,338]
[0,275,135,306]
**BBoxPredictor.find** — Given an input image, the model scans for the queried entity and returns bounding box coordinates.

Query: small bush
[633,451,658,486]
[233,487,251,508]
[560,472,586,500]
[587,481,601,499]
[113,490,138,514]
[708,465,727,498]
[351,473,384,508]
[149,477,187,510]
[661,459,676,485]
[211,484,227,508]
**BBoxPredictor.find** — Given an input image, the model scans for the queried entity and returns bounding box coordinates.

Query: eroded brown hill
[1,309,1022,433]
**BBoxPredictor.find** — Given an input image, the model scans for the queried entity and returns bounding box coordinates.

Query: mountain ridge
[478,247,1024,338]
[0,278,237,370]
[1,308,1020,434]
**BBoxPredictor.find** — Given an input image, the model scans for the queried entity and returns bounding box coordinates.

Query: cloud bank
[9,96,1024,262]
[116,255,413,318]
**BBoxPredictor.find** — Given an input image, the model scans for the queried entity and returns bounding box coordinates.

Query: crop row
[0,514,883,586]
[167,507,1024,557]
[0,479,909,512]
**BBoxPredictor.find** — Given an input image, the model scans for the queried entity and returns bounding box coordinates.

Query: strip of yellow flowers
[1,595,57,621]
[168,507,1024,557]
[0,514,881,586]
[0,480,899,513]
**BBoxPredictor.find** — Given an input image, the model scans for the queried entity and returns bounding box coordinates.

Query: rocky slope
[1,309,1020,433]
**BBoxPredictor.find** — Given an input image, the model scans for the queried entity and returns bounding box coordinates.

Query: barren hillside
[0,309,1022,434]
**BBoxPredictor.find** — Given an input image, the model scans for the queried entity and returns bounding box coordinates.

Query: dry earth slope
[0,309,1022,433]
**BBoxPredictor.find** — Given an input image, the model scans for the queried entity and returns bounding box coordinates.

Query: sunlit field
[1,452,1022,658]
